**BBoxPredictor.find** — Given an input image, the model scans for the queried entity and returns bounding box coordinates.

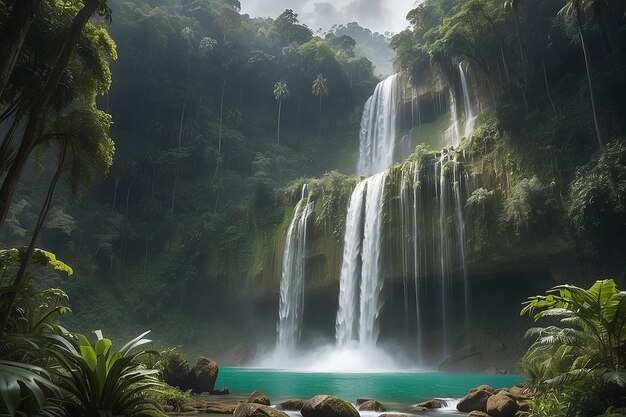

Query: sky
[240,0,417,36]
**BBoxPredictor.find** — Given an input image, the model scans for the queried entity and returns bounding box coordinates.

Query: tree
[273,81,289,145]
[311,73,328,135]
[559,0,604,148]
[0,0,42,101]
[0,0,114,231]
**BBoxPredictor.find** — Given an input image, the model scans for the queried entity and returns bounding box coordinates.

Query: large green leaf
[0,360,60,417]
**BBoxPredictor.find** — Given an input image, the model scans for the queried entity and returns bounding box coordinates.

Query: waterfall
[400,161,426,363]
[359,172,387,345]
[357,74,399,174]
[442,91,460,148]
[277,184,314,353]
[459,63,475,138]
[335,180,367,346]
[335,172,387,347]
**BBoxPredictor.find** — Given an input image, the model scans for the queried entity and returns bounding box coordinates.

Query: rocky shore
[166,383,533,417]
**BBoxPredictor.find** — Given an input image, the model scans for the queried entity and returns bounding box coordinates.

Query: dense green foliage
[520,280,626,416]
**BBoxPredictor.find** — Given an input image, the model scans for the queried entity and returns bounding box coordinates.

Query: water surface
[214,368,523,415]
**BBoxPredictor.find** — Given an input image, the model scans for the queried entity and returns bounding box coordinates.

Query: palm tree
[559,0,603,148]
[312,74,329,136]
[273,81,290,144]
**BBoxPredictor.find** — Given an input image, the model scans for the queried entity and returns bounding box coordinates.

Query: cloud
[241,0,415,35]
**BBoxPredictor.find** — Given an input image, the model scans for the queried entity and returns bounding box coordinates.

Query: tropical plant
[311,73,329,135]
[0,359,61,417]
[0,249,73,337]
[273,81,290,145]
[520,279,626,414]
[521,279,626,370]
[46,330,166,417]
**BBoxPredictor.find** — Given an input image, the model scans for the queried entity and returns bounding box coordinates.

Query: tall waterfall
[442,92,460,147]
[277,184,314,353]
[335,180,367,346]
[335,172,387,346]
[459,63,475,138]
[357,74,399,174]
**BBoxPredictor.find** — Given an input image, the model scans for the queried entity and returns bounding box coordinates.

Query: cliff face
[222,118,574,303]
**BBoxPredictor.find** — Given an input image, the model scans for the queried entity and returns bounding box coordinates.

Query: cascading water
[358,172,387,345]
[358,74,399,174]
[442,92,460,147]
[276,184,314,353]
[459,63,475,138]
[335,180,367,346]
[335,173,387,346]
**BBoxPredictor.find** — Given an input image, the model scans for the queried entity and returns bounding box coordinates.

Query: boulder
[180,403,197,412]
[211,387,230,395]
[205,402,237,414]
[416,398,448,409]
[189,357,219,394]
[276,399,305,411]
[486,391,519,417]
[457,386,494,413]
[247,390,271,406]
[234,402,289,417]
[356,398,373,406]
[358,400,386,411]
[301,395,360,417]
[468,412,492,417]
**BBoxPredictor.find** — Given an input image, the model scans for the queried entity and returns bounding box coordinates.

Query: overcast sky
[241,0,417,36]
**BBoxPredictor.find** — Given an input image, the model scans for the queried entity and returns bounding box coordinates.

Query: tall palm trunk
[216,80,225,174]
[0,0,100,231]
[318,94,322,138]
[0,151,64,336]
[277,99,282,144]
[577,11,603,148]
[0,0,42,101]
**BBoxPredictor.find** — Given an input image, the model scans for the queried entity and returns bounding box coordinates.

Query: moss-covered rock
[301,395,360,417]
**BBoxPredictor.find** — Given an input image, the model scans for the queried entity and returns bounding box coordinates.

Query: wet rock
[457,386,494,413]
[301,395,360,417]
[358,400,386,411]
[180,403,197,412]
[468,412,492,417]
[211,387,230,395]
[276,399,305,411]
[234,402,289,417]
[247,390,271,405]
[189,357,219,394]
[416,398,448,409]
[356,398,373,406]
[486,391,519,417]
[205,402,237,414]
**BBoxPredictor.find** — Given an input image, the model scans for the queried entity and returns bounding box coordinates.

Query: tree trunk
[577,12,603,148]
[0,0,42,102]
[318,94,322,138]
[216,80,225,174]
[543,60,557,115]
[277,100,282,144]
[0,151,64,336]
[0,0,100,232]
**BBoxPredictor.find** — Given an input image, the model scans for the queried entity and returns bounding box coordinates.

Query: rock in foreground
[234,402,288,417]
[189,357,219,393]
[457,385,494,413]
[247,390,271,405]
[416,399,448,409]
[358,400,386,411]
[301,395,360,417]
[486,390,520,417]
[276,399,305,411]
